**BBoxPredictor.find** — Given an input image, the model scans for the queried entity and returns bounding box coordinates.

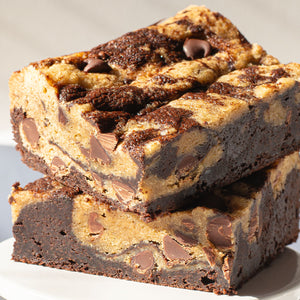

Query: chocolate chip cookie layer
[11,5,300,219]
[10,153,300,295]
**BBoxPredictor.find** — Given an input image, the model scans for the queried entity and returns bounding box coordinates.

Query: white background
[0,1,299,298]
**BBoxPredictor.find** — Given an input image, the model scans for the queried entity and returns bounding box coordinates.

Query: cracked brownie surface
[10,153,300,294]
[10,5,300,218]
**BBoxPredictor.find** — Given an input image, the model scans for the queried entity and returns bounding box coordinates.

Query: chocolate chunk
[90,135,111,164]
[203,247,216,267]
[174,230,198,246]
[21,118,39,147]
[88,212,104,235]
[58,107,68,125]
[83,58,111,73]
[177,155,198,177]
[206,215,232,249]
[162,235,190,261]
[183,39,211,59]
[131,250,154,274]
[181,218,196,231]
[51,156,66,174]
[80,146,90,158]
[112,180,135,204]
[97,133,118,153]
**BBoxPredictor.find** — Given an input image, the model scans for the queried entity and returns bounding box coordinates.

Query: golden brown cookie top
[13,5,290,164]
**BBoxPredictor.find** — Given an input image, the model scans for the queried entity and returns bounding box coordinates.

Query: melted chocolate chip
[51,156,66,174]
[90,135,111,164]
[131,250,154,273]
[181,218,196,231]
[21,118,40,147]
[162,235,190,261]
[112,180,135,204]
[88,212,104,235]
[183,38,211,59]
[177,155,198,178]
[58,107,68,125]
[206,215,232,249]
[80,146,90,158]
[96,133,118,153]
[83,58,111,73]
[174,230,198,246]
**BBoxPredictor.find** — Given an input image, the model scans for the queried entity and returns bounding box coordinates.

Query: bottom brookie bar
[10,152,300,295]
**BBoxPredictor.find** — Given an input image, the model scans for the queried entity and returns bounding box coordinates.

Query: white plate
[0,239,299,300]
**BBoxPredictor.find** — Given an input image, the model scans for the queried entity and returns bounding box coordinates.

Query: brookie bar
[11,5,300,219]
[10,152,300,294]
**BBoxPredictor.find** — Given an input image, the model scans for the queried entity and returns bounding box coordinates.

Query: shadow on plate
[239,247,299,298]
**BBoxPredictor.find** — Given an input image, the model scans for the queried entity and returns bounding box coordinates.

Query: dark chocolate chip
[183,39,211,59]
[51,156,66,174]
[21,118,40,146]
[80,146,90,158]
[174,230,198,246]
[181,218,196,231]
[83,58,111,73]
[97,133,118,153]
[131,250,154,273]
[88,212,104,235]
[58,107,68,125]
[162,235,190,261]
[206,215,232,249]
[90,135,111,164]
[203,247,216,267]
[112,180,135,204]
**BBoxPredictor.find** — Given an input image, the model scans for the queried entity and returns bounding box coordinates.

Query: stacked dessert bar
[8,5,300,295]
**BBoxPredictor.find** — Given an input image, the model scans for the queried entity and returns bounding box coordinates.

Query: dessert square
[10,152,300,295]
[11,5,300,219]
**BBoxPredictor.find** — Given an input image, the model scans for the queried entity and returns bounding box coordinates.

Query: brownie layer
[11,61,300,219]
[11,153,300,294]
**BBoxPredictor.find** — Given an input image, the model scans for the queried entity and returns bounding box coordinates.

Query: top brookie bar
[9,5,300,219]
